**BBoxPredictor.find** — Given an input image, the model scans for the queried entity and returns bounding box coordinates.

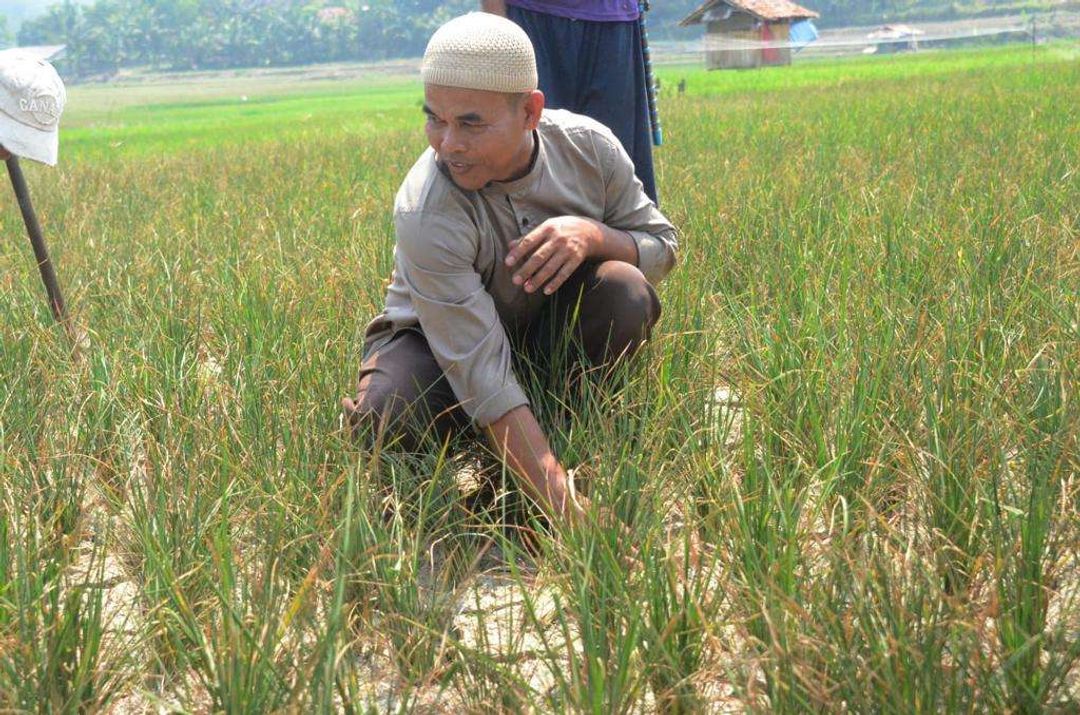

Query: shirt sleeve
[394,209,530,427]
[596,132,679,284]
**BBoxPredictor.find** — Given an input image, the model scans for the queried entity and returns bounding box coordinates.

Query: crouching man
[342,12,678,526]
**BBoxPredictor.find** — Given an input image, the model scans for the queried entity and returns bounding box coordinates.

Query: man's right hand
[480,0,508,16]
[486,405,581,520]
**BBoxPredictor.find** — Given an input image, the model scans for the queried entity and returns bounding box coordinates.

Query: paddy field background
[1,45,1078,712]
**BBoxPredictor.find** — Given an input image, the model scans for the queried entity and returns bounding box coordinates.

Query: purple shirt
[506,0,640,22]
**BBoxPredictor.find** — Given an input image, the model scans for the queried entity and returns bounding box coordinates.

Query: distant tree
[10,0,1045,79]
[78,0,126,73]
[17,0,81,46]
[0,16,12,48]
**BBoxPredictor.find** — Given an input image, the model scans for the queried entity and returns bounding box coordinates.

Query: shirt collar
[480,128,545,197]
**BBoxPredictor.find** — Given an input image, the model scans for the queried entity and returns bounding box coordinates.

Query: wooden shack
[680,0,819,70]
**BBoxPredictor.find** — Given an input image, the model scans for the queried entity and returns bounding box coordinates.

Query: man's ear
[523,90,545,130]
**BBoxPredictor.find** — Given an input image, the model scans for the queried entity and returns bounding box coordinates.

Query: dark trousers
[506,5,659,205]
[344,260,661,450]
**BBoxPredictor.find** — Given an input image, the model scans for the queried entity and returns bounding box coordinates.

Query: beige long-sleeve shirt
[364,108,678,426]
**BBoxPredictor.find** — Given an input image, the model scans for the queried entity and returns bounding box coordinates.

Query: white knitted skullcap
[422,13,537,94]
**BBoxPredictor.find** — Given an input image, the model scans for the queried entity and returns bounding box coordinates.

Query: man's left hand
[505,216,600,295]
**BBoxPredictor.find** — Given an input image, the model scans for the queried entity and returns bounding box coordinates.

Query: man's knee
[357,380,411,426]
[343,378,419,447]
[342,334,463,450]
[592,261,661,325]
[580,260,661,362]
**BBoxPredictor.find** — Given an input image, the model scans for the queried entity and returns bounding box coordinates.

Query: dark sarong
[507,4,659,205]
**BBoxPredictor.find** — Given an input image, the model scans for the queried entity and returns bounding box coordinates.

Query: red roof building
[680,0,819,69]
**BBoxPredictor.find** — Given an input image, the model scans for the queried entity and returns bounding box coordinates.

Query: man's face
[423,84,542,191]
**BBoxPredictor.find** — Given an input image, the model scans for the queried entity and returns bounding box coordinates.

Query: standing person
[341,13,678,527]
[481,0,659,205]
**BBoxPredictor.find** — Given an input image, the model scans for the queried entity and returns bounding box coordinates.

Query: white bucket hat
[0,49,66,166]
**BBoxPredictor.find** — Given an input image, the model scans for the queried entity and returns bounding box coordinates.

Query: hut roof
[680,0,819,27]
[13,44,67,61]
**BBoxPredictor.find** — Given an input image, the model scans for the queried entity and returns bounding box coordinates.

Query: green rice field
[1,44,1078,712]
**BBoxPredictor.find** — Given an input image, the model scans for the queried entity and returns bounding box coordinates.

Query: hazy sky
[1,0,70,29]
